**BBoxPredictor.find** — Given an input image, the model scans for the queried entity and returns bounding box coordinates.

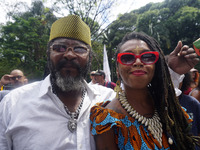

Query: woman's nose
[133,58,144,67]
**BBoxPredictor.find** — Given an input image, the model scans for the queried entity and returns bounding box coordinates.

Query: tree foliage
[0,0,121,81]
[53,0,118,40]
[0,1,57,80]
[0,0,200,81]
[105,0,200,80]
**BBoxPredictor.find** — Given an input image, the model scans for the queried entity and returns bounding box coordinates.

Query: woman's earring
[114,80,122,99]
[147,83,152,88]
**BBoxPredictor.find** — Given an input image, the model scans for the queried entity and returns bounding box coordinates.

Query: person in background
[190,68,199,91]
[180,72,194,95]
[90,31,200,149]
[92,70,116,90]
[189,74,200,103]
[88,71,96,85]
[182,68,200,96]
[0,69,28,101]
[179,72,200,150]
[0,69,27,91]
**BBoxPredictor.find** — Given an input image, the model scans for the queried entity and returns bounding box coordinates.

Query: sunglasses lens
[121,54,135,65]
[10,76,22,80]
[11,77,16,80]
[17,76,22,79]
[141,53,157,64]
[52,45,66,52]
[74,47,88,54]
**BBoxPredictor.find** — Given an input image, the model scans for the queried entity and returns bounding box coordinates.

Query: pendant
[68,113,77,133]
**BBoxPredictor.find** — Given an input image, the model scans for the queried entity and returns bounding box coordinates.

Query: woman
[90,32,199,149]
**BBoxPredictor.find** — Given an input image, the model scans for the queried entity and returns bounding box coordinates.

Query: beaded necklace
[64,89,86,133]
[119,91,163,146]
[51,79,86,133]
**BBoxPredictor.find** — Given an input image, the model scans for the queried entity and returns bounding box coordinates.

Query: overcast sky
[0,0,164,24]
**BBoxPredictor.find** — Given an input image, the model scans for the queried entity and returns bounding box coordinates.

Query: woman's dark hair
[115,31,196,150]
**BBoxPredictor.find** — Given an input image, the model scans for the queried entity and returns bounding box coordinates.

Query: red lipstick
[132,70,146,76]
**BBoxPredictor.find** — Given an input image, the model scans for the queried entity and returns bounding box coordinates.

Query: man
[0,15,116,150]
[88,70,96,85]
[190,68,199,90]
[92,70,116,90]
[0,15,199,150]
[0,69,27,90]
[0,69,27,101]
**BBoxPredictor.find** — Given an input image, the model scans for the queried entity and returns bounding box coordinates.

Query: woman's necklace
[119,91,163,146]
[64,89,86,133]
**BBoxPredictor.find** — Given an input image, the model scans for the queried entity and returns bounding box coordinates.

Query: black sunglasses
[51,45,88,55]
[10,76,22,80]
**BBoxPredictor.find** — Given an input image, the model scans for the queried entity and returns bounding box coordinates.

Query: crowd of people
[0,14,199,150]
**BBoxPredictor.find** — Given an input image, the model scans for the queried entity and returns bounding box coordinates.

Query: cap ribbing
[49,15,91,46]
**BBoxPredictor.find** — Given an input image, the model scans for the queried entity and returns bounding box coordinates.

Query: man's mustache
[56,59,80,71]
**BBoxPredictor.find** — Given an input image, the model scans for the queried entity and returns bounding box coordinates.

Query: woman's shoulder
[90,99,125,120]
[90,98,128,118]
[105,98,128,114]
[90,99,133,135]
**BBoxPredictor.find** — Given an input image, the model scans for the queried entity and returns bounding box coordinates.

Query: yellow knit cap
[49,15,91,47]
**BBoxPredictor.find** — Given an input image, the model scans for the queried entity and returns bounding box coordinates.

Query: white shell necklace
[119,91,163,146]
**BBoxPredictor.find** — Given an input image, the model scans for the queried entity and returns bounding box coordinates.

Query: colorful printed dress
[90,101,192,150]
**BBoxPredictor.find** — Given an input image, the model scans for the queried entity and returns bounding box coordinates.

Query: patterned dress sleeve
[90,100,121,136]
[181,107,193,123]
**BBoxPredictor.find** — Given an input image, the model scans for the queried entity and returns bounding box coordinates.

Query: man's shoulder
[15,81,43,92]
[0,80,46,110]
[88,83,114,92]
[2,81,43,100]
[87,83,116,104]
[87,83,115,96]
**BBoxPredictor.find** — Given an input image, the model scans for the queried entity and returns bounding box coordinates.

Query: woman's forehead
[120,39,150,52]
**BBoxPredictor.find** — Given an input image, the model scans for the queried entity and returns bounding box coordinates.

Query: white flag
[103,44,111,82]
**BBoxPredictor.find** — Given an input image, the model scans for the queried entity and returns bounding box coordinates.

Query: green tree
[0,1,57,80]
[104,13,137,81]
[136,8,172,52]
[166,6,200,49]
[103,0,200,78]
[53,0,118,40]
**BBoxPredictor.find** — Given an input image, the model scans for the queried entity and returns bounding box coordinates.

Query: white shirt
[168,67,185,96]
[0,75,116,150]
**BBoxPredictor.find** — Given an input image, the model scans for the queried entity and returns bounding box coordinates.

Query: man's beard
[54,72,84,92]
[48,58,90,92]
